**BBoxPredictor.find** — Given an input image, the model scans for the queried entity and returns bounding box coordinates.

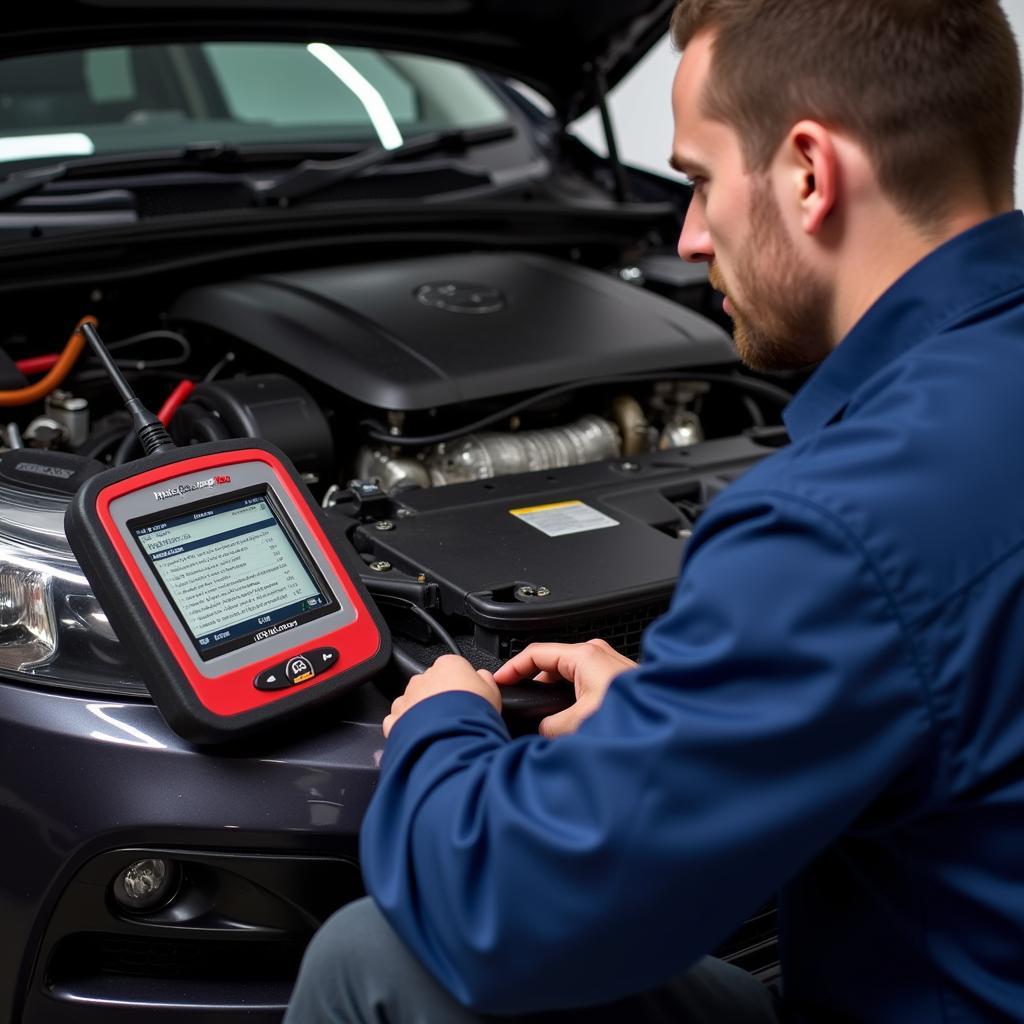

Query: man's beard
[709,181,833,373]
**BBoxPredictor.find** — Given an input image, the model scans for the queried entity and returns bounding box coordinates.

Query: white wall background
[574,0,1024,207]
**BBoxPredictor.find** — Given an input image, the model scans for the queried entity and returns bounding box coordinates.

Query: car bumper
[0,677,391,1023]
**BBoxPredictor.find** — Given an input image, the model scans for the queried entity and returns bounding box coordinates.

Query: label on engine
[509,501,619,538]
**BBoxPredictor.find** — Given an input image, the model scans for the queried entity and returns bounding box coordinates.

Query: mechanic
[286,1,1024,1021]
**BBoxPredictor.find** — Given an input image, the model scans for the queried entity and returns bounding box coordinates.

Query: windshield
[0,42,511,167]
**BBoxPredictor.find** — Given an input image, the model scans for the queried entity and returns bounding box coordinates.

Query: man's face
[671,33,833,372]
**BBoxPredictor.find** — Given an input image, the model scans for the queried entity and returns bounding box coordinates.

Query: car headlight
[0,474,144,696]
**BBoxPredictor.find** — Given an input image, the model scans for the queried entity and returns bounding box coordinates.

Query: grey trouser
[284,897,782,1024]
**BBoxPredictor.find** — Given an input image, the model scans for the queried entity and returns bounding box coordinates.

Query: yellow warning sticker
[509,500,619,538]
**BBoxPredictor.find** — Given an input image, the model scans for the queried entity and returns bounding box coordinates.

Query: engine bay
[0,248,790,699]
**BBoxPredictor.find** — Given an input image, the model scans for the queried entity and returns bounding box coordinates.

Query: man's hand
[493,639,636,738]
[383,654,502,739]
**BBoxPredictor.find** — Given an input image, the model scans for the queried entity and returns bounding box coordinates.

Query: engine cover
[334,433,779,663]
[170,252,736,411]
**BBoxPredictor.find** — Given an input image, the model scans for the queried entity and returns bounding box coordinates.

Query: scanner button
[307,648,340,676]
[254,663,290,691]
[285,656,315,685]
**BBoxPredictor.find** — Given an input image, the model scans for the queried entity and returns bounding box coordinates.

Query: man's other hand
[493,639,636,738]
[383,654,502,739]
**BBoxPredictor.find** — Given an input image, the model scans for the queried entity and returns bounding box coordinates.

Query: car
[0,3,791,1021]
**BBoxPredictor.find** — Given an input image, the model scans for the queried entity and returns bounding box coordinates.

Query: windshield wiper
[258,124,516,206]
[0,164,72,207]
[0,142,270,209]
[0,128,515,211]
[0,140,374,210]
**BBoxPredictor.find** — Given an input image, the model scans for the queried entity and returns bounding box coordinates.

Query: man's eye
[682,174,708,194]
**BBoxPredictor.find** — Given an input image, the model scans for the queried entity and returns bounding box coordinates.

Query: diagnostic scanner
[64,324,389,744]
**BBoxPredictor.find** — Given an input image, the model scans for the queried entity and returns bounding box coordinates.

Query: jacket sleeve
[359,490,934,1014]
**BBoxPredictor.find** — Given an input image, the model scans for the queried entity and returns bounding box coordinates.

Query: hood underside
[2,0,676,118]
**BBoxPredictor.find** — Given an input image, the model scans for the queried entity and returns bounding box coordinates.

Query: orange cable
[0,315,96,407]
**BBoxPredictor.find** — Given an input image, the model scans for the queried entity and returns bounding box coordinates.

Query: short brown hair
[671,0,1022,225]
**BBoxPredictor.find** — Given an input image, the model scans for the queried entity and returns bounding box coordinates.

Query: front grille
[715,903,780,978]
[49,933,307,985]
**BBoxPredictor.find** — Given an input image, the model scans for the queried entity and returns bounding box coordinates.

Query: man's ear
[784,120,838,235]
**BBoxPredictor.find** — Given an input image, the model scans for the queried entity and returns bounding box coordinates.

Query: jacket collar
[783,210,1024,442]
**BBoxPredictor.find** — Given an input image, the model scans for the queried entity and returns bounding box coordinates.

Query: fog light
[112,858,179,913]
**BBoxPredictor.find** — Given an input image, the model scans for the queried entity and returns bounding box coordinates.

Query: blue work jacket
[361,211,1024,1022]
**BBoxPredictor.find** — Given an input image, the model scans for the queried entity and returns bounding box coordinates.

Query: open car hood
[1,0,676,119]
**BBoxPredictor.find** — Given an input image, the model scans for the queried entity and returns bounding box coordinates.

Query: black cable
[113,431,140,466]
[104,329,192,370]
[376,598,573,715]
[74,330,192,376]
[72,368,195,387]
[391,644,427,680]
[77,425,129,461]
[373,594,462,657]
[107,329,189,353]
[190,416,230,444]
[360,372,794,448]
[204,351,236,382]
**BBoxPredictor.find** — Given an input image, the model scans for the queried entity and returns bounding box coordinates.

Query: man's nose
[677,204,714,264]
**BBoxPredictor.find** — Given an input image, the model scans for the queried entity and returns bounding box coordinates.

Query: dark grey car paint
[0,680,389,1022]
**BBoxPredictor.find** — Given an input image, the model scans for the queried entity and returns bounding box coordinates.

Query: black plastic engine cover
[337,434,777,661]
[170,252,737,411]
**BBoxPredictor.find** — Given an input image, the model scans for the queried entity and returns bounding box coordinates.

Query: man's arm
[359,491,934,1014]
